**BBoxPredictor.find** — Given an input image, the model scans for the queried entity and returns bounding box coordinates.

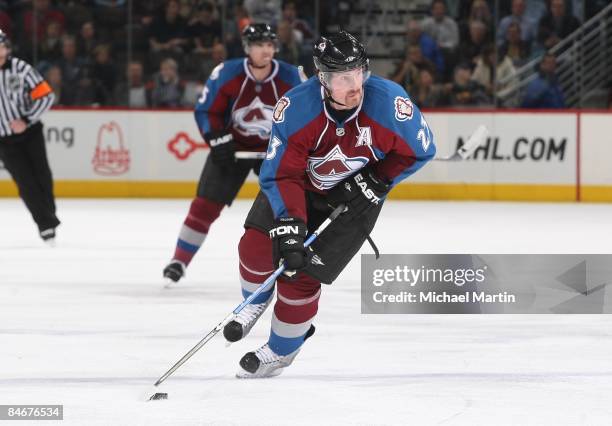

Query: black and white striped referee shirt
[0,56,55,137]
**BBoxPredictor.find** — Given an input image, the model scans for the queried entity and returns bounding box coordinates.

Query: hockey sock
[172,196,224,266]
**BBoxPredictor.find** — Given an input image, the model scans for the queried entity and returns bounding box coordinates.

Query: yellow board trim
[1,180,605,201]
[581,185,612,202]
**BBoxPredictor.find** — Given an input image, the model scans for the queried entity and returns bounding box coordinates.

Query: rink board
[0,109,609,201]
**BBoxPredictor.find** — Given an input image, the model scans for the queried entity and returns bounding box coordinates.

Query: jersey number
[416,116,432,152]
[266,136,283,160]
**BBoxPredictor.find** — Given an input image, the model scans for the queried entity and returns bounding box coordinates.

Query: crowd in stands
[389,0,608,108]
[1,0,609,109]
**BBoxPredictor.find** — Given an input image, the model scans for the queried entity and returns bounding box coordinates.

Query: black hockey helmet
[241,23,277,50]
[312,31,368,73]
[0,29,10,49]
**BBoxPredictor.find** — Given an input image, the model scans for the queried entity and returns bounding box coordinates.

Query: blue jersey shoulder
[275,60,303,87]
[209,58,245,86]
[362,75,423,136]
[272,76,322,138]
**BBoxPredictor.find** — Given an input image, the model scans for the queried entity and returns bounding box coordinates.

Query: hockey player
[163,23,305,283]
[223,31,437,378]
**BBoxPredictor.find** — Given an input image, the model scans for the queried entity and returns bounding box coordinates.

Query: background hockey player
[223,31,436,377]
[163,23,305,283]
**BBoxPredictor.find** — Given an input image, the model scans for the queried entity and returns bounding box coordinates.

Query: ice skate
[163,260,186,284]
[223,296,273,343]
[236,325,315,378]
[40,228,56,247]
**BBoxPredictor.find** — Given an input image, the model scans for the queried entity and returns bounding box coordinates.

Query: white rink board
[579,113,612,185]
[420,112,576,184]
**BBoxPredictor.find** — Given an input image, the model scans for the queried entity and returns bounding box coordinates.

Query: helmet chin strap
[324,88,347,108]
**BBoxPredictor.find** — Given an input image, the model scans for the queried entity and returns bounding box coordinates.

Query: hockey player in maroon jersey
[222,31,436,377]
[163,24,304,283]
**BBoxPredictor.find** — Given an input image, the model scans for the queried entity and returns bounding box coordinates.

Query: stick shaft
[153,204,345,386]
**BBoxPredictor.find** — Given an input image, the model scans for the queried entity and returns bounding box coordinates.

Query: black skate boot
[223,296,274,342]
[163,260,186,283]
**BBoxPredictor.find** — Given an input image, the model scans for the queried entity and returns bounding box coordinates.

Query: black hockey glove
[327,167,390,218]
[270,217,310,275]
[205,130,235,166]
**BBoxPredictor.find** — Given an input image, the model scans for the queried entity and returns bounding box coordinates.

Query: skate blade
[235,367,284,379]
[43,239,57,248]
[163,278,178,288]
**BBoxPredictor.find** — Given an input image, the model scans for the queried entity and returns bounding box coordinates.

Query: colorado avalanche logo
[232,96,274,140]
[307,146,368,190]
[273,96,290,123]
[394,96,414,122]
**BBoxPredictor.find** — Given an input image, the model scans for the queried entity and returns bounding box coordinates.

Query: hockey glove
[270,217,310,275]
[327,167,390,218]
[205,130,235,166]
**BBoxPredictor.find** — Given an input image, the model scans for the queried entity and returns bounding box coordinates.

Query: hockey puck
[149,392,168,400]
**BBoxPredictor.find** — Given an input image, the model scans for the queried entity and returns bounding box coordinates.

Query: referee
[0,30,59,243]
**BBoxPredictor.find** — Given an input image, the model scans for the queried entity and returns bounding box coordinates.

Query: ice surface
[1,199,612,425]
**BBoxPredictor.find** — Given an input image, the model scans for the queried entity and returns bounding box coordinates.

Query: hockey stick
[235,151,266,160]
[149,203,346,396]
[236,125,488,162]
[433,124,489,162]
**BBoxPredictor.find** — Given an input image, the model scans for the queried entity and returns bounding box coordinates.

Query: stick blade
[458,124,489,159]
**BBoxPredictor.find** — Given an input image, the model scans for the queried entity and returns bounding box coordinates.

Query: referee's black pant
[0,122,60,233]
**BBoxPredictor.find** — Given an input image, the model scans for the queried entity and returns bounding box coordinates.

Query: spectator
[55,35,86,86]
[67,65,110,106]
[471,44,518,103]
[23,0,65,43]
[61,0,93,34]
[113,60,148,107]
[522,52,565,108]
[538,0,580,50]
[497,0,538,46]
[44,65,66,106]
[148,58,184,107]
[281,0,314,44]
[94,0,127,36]
[199,41,227,81]
[77,21,99,59]
[422,0,460,80]
[499,21,532,68]
[391,45,437,94]
[458,19,490,66]
[276,20,300,65]
[461,0,493,40]
[187,2,222,56]
[448,63,491,106]
[406,19,444,75]
[413,68,447,108]
[422,0,460,51]
[244,0,281,26]
[224,4,252,58]
[91,44,116,96]
[148,0,188,56]
[38,20,63,63]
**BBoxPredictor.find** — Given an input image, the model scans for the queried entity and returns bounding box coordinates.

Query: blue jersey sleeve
[259,80,321,221]
[194,60,241,136]
[365,77,436,186]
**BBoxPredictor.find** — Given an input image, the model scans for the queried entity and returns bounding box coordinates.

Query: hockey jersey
[194,58,304,151]
[260,75,436,221]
